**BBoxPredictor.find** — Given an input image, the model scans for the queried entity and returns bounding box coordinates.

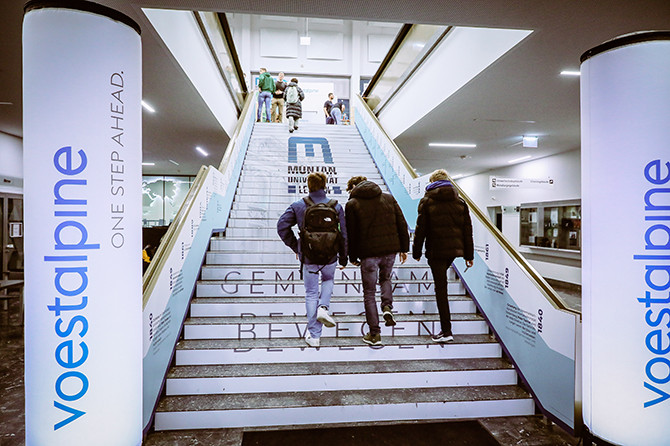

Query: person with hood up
[345,176,409,346]
[256,67,275,122]
[277,172,348,348]
[412,169,474,343]
[283,77,305,133]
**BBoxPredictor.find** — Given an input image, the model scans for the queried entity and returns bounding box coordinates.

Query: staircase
[153,122,535,431]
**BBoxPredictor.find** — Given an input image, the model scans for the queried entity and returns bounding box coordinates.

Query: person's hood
[425,180,458,201]
[350,180,382,199]
[259,72,271,79]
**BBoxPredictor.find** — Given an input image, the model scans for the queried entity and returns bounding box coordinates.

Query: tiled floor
[1,286,582,446]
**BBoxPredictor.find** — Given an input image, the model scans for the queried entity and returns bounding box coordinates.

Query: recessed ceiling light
[0,101,13,105]
[169,159,180,166]
[142,162,155,166]
[522,136,538,148]
[141,100,156,113]
[451,174,465,179]
[300,36,311,45]
[429,143,477,148]
[508,155,532,164]
[560,70,581,76]
[195,146,209,156]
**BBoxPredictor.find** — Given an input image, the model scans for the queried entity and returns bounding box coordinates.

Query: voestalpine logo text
[46,146,99,429]
[633,159,670,408]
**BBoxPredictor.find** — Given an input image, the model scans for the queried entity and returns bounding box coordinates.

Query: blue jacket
[277,189,348,266]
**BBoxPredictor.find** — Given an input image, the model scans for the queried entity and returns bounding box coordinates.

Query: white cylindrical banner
[23,1,142,444]
[581,32,670,446]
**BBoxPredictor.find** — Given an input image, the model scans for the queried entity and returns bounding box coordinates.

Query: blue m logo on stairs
[288,137,333,164]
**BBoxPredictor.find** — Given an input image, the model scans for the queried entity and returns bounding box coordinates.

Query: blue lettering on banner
[288,137,333,164]
[44,146,100,430]
[633,159,670,408]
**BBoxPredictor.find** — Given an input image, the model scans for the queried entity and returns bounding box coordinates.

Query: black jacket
[345,181,409,262]
[412,181,474,261]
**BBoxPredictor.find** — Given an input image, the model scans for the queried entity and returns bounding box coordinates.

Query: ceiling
[2,0,669,177]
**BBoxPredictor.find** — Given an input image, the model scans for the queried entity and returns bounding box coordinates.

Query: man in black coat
[412,169,474,343]
[345,176,409,346]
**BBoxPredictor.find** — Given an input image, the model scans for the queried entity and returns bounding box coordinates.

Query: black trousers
[428,257,455,335]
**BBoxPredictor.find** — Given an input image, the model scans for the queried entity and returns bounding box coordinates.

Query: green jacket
[258,72,275,93]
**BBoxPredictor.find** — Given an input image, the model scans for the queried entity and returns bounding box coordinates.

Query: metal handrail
[363,24,412,99]
[218,91,256,172]
[355,93,418,181]
[142,92,256,307]
[142,165,207,306]
[373,26,452,115]
[355,94,579,316]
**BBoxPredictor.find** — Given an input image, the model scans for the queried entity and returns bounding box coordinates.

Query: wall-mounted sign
[9,222,22,238]
[489,176,554,190]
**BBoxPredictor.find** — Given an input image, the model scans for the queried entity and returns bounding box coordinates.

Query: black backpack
[300,197,341,264]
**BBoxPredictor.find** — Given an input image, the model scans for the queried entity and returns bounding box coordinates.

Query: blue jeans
[303,262,337,338]
[257,91,272,121]
[360,253,396,335]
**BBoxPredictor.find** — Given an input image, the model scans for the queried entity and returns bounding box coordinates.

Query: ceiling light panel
[141,100,156,112]
[429,143,477,148]
[508,155,532,164]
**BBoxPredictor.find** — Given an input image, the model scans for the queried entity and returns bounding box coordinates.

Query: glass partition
[197,11,247,111]
[142,175,196,227]
[364,24,449,112]
[520,200,581,251]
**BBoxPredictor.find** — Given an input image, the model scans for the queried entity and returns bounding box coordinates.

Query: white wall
[0,132,23,194]
[227,14,399,103]
[457,149,581,285]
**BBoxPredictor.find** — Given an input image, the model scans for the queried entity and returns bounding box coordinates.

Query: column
[581,31,670,446]
[23,1,142,444]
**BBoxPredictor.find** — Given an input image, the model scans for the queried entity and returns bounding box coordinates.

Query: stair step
[200,265,444,280]
[154,385,534,430]
[196,279,465,297]
[182,313,488,340]
[189,295,476,317]
[165,358,517,395]
[175,335,502,366]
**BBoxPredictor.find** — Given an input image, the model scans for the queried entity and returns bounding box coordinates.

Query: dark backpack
[300,197,341,264]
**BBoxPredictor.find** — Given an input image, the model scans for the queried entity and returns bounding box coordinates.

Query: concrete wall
[0,132,22,194]
[456,149,581,285]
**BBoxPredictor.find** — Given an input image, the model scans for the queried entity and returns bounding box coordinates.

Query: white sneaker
[305,333,320,347]
[317,306,336,328]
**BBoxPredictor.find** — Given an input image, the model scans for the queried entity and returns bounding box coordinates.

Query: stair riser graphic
[201,262,453,279]
[200,267,454,282]
[231,202,329,212]
[154,399,535,431]
[183,320,489,340]
[175,343,503,366]
[189,300,476,317]
[165,369,518,396]
[208,241,429,259]
[205,251,429,266]
[241,158,382,167]
[196,281,465,297]
[232,192,355,200]
[152,121,530,432]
